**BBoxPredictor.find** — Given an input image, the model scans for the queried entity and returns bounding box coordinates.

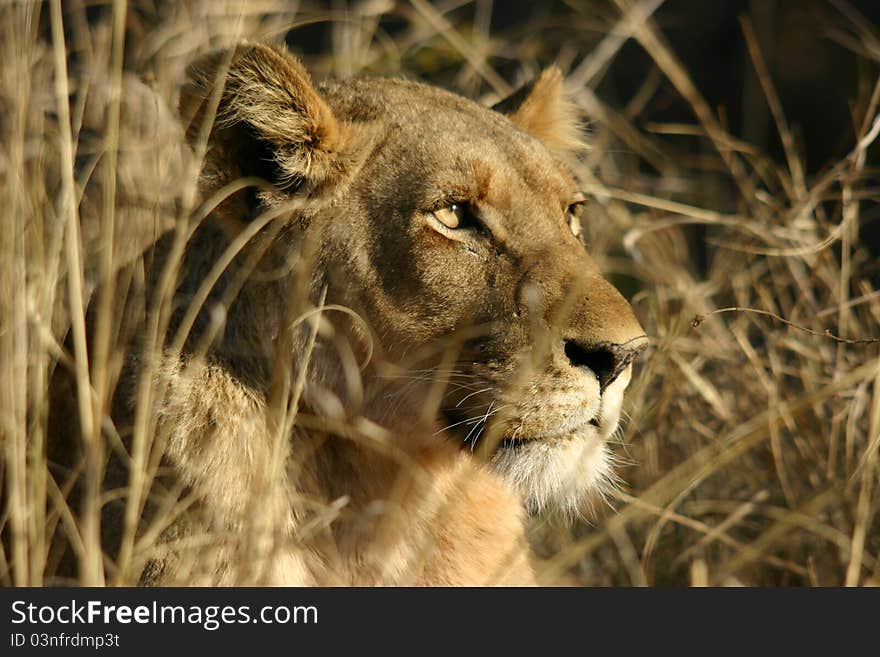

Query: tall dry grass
[1,0,878,586]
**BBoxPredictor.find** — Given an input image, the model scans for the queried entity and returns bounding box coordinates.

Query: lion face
[181,44,647,516]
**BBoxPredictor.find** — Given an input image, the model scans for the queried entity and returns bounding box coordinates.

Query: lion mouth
[473,421,603,453]
[441,407,605,452]
[497,427,595,450]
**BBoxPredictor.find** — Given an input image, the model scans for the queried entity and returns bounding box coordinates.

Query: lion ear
[180,42,344,192]
[492,67,585,152]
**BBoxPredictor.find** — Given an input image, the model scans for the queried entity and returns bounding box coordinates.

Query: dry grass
[1,0,878,586]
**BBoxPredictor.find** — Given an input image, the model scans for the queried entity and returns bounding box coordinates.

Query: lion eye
[567,207,582,238]
[567,193,587,239]
[433,202,477,230]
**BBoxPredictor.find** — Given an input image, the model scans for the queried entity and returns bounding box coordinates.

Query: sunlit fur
[52,42,647,586]
[491,366,631,517]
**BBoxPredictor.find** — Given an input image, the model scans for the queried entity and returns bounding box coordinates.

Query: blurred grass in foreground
[1,0,878,586]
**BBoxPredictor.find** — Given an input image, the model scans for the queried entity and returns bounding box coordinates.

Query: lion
[50,42,648,586]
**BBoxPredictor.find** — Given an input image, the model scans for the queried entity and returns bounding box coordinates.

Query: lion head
[178,43,647,520]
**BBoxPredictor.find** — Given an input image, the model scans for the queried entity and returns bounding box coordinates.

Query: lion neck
[289,422,534,585]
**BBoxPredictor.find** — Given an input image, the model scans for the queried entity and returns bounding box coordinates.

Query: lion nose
[563,338,647,393]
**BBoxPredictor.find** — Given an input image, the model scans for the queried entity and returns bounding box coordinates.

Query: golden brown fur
[55,42,647,586]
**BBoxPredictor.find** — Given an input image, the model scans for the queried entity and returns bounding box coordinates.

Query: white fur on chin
[489,427,619,519]
[490,367,632,519]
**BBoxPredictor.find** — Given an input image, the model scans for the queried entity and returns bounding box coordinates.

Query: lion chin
[492,429,616,517]
[488,367,631,518]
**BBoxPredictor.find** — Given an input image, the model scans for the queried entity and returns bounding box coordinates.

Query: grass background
[1,0,879,586]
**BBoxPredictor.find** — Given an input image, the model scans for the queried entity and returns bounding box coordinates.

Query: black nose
[563,339,646,392]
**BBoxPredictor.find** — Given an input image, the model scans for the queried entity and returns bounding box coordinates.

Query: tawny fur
[52,42,647,586]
